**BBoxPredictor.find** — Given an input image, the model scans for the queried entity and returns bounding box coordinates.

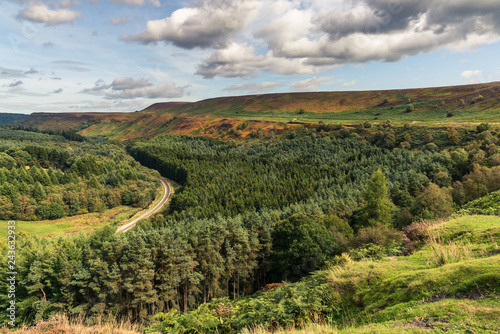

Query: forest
[1,121,500,331]
[0,128,160,221]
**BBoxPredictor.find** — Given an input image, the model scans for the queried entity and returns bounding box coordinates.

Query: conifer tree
[32,181,47,202]
[357,169,395,227]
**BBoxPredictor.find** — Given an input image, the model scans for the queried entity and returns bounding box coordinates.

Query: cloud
[275,0,500,64]
[4,80,24,88]
[291,77,334,92]
[122,0,262,49]
[224,81,281,93]
[51,60,91,72]
[110,16,129,25]
[0,67,25,78]
[203,0,500,78]
[43,42,56,48]
[24,68,39,75]
[19,3,82,25]
[196,42,322,78]
[111,77,150,90]
[52,88,63,94]
[461,70,482,78]
[105,82,186,99]
[81,77,187,99]
[341,80,357,88]
[5,86,47,97]
[80,79,110,95]
[110,0,160,6]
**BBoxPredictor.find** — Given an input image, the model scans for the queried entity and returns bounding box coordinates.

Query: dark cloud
[213,0,500,79]
[24,68,38,75]
[52,88,63,94]
[4,80,24,88]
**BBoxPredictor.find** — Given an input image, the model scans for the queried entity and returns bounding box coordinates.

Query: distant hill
[21,82,500,141]
[0,113,29,125]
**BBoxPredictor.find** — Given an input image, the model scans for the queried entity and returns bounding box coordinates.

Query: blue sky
[1,0,500,113]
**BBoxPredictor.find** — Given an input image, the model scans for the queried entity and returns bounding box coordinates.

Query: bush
[402,219,437,254]
[406,104,415,113]
[351,223,404,249]
[470,95,484,104]
[35,203,65,220]
[415,183,454,219]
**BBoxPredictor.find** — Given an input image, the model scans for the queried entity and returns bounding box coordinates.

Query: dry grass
[242,323,338,334]
[428,234,473,267]
[0,315,142,334]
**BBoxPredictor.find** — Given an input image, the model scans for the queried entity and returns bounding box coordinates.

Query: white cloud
[111,77,150,90]
[105,82,185,99]
[0,67,26,78]
[196,42,322,78]
[81,77,187,99]
[110,0,160,6]
[461,70,482,78]
[19,3,82,25]
[341,80,357,88]
[110,16,129,25]
[292,77,334,92]
[122,0,262,49]
[224,81,281,93]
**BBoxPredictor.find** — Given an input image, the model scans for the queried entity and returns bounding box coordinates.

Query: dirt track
[116,178,171,233]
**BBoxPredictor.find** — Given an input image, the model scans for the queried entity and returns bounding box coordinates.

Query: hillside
[20,82,500,141]
[5,214,498,333]
[144,214,500,333]
[0,113,29,125]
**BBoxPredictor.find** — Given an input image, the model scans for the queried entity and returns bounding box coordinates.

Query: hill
[144,214,500,333]
[20,82,500,141]
[0,113,29,125]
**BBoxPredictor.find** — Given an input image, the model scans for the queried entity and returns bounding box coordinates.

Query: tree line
[0,129,159,221]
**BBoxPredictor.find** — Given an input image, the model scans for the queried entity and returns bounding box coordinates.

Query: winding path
[116,178,171,233]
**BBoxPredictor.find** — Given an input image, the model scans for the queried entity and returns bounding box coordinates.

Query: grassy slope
[155,215,499,334]
[258,215,500,333]
[21,82,500,141]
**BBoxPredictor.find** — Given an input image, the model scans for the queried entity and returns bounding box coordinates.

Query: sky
[1,0,500,114]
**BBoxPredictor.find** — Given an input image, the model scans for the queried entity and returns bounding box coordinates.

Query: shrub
[415,183,454,219]
[351,223,404,249]
[476,122,491,133]
[406,104,415,113]
[470,95,484,104]
[35,203,65,220]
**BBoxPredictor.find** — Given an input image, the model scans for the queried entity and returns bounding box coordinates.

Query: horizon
[1,0,500,114]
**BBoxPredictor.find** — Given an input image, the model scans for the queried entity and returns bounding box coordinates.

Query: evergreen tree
[32,181,47,202]
[356,169,395,227]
